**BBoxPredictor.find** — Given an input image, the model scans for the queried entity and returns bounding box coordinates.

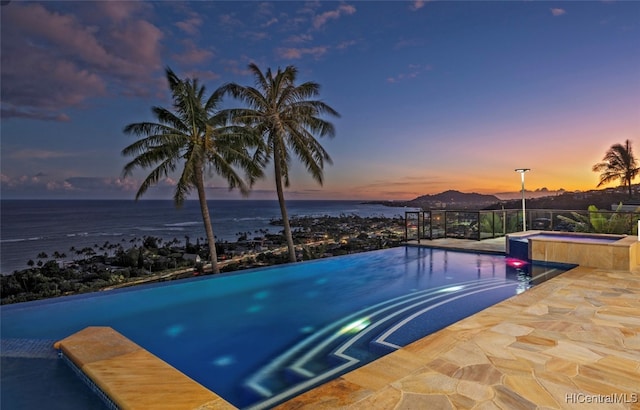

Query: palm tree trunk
[273,146,297,263]
[195,168,219,274]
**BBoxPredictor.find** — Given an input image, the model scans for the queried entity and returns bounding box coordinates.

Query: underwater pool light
[506,258,528,268]
[339,317,371,334]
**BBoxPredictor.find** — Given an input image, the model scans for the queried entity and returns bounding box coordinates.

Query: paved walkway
[278,264,640,409]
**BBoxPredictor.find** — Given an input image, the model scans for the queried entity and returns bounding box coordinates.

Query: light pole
[515,168,530,231]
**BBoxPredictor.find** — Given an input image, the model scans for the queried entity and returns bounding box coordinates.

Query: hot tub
[506,231,639,271]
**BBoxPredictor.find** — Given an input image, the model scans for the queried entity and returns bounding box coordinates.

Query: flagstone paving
[53,238,640,409]
[278,265,640,409]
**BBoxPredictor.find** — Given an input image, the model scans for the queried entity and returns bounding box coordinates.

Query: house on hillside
[182,253,201,265]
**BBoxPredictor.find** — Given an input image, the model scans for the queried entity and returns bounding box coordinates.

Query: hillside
[365,190,500,210]
[366,186,640,211]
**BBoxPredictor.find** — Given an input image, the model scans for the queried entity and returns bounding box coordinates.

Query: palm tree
[223,63,340,262]
[122,68,263,273]
[592,139,639,198]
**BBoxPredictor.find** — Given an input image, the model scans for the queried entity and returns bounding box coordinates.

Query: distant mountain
[365,190,501,210]
[410,190,499,204]
[365,186,640,211]
[493,188,565,200]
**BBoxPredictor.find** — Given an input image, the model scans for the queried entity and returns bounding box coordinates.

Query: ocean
[0,200,413,275]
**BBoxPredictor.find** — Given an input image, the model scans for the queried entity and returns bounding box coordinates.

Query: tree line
[121,61,636,278]
[122,64,339,274]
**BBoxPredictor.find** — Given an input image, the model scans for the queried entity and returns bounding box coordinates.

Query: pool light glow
[338,317,371,334]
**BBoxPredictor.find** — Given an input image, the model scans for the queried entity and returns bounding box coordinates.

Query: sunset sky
[1,1,639,200]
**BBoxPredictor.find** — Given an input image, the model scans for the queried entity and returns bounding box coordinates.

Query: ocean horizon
[0,199,415,275]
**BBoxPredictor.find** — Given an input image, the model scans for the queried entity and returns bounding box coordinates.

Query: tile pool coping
[48,239,640,409]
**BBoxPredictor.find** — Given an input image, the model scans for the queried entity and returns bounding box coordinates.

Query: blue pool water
[1,247,574,409]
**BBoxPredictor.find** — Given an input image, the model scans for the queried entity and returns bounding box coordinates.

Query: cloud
[261,17,279,28]
[0,2,164,121]
[277,46,329,60]
[550,8,566,17]
[285,34,314,44]
[0,172,260,199]
[219,13,244,29]
[175,15,204,35]
[183,70,221,82]
[95,1,149,23]
[172,40,215,65]
[387,64,433,83]
[410,1,427,11]
[336,40,357,50]
[313,4,356,29]
[394,38,425,49]
[9,149,78,160]
[222,59,255,76]
[0,173,78,194]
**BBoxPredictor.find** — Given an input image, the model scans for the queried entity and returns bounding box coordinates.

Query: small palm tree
[223,63,340,262]
[592,139,639,198]
[122,68,262,273]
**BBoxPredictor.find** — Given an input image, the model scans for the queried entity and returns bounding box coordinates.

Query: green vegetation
[556,204,639,234]
[222,64,340,263]
[121,64,339,269]
[1,216,406,305]
[592,139,639,198]
[122,68,262,274]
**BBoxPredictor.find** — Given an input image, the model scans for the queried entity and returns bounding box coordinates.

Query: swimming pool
[1,246,575,409]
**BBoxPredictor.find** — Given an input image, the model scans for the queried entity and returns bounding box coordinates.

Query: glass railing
[405,209,640,241]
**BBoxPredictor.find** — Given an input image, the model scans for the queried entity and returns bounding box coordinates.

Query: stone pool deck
[280,264,640,409]
[55,238,640,409]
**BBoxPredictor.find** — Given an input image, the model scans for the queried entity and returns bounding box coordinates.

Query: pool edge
[277,264,640,408]
[54,327,235,410]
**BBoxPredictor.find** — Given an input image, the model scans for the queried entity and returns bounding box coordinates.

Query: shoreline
[0,215,406,305]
